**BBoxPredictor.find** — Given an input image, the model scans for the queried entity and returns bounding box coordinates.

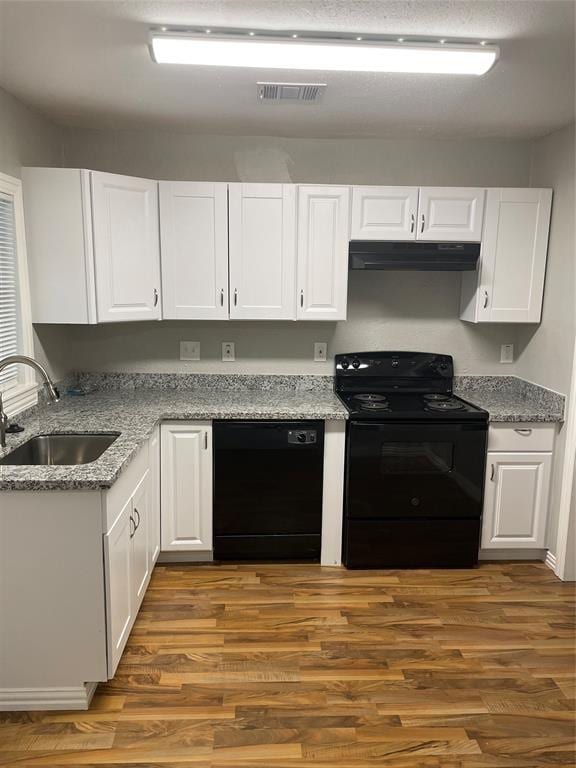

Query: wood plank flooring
[0,562,574,767]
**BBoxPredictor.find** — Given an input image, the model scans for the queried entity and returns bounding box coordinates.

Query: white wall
[30,125,535,377]
[515,123,576,557]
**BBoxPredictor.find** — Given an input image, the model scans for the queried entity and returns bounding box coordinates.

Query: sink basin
[0,433,120,466]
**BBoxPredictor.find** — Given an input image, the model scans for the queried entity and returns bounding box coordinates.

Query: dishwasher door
[213,420,325,561]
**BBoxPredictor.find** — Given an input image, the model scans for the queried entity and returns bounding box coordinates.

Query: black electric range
[336,351,488,569]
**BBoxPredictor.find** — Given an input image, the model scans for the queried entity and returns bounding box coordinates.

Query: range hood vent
[349,241,480,271]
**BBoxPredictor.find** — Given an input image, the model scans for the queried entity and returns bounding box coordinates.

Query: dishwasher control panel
[287,429,317,445]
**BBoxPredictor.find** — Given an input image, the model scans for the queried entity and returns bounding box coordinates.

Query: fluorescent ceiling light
[150,32,499,76]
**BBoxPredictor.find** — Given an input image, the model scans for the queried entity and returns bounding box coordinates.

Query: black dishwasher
[213,420,324,561]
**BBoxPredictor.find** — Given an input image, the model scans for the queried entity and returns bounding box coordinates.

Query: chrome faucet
[0,355,60,448]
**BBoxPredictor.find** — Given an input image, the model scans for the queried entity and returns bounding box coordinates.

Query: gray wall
[516,124,576,556]
[0,87,62,179]
[0,87,66,378]
[32,125,535,377]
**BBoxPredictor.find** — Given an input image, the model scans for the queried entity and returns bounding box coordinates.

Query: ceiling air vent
[257,82,326,103]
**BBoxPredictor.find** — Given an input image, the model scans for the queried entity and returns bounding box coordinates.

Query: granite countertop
[0,386,347,491]
[0,373,564,492]
[454,375,565,424]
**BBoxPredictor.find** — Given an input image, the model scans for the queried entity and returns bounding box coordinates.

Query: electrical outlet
[222,342,235,362]
[500,343,514,364]
[314,342,327,362]
[180,341,200,361]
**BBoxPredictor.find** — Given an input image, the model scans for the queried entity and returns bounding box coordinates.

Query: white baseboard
[0,682,98,711]
[545,550,557,572]
[479,548,546,561]
[158,550,214,563]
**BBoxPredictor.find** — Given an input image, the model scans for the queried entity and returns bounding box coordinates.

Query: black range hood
[349,241,480,271]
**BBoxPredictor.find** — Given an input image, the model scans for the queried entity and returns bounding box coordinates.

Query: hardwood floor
[0,562,574,766]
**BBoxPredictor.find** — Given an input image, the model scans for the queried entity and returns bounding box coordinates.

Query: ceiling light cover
[150,33,499,76]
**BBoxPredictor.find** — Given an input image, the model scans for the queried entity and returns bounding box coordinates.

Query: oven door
[346,420,487,520]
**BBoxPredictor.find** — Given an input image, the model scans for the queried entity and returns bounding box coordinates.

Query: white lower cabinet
[104,497,134,675]
[103,445,154,677]
[481,424,554,550]
[161,422,213,552]
[149,425,161,565]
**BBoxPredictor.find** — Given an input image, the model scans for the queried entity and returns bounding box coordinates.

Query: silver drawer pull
[420,214,425,233]
[410,213,415,233]
[129,515,135,538]
[514,428,532,436]
[490,463,495,481]
[483,290,489,308]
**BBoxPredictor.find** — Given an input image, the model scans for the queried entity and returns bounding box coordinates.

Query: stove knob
[340,359,350,370]
[297,432,307,444]
[352,358,361,369]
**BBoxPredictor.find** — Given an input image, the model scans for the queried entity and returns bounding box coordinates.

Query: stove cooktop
[334,351,488,422]
[337,391,487,421]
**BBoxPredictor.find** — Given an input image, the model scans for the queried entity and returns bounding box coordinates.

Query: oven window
[379,442,454,474]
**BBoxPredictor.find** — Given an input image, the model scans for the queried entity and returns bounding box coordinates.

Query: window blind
[0,192,19,389]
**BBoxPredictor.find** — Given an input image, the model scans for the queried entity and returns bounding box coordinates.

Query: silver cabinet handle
[129,515,135,538]
[300,289,304,308]
[483,290,489,309]
[410,213,415,233]
[204,431,208,450]
[220,289,224,307]
[514,428,533,436]
[234,288,238,306]
[420,214,425,233]
[134,507,140,530]
[490,463,495,481]
[153,288,159,307]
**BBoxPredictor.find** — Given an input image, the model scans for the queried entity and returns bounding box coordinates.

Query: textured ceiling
[0,0,574,139]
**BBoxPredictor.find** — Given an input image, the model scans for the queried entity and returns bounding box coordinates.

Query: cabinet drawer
[488,423,556,453]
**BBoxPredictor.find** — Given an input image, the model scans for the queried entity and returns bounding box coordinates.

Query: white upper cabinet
[417,187,485,242]
[297,186,350,321]
[160,181,229,320]
[461,188,552,323]
[351,186,419,241]
[228,184,296,320]
[22,168,162,324]
[161,422,213,552]
[91,172,161,322]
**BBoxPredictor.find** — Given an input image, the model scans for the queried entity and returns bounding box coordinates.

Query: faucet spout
[0,355,59,449]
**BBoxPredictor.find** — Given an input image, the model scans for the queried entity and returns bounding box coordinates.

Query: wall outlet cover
[222,342,235,362]
[180,341,200,361]
[500,343,514,364]
[314,342,328,362]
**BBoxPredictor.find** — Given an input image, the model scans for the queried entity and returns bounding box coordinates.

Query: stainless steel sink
[0,433,120,466]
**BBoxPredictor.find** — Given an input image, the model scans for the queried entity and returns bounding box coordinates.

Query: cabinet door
[161,423,213,551]
[104,497,133,676]
[228,184,296,320]
[418,187,485,242]
[131,469,150,609]
[297,186,350,320]
[149,426,161,566]
[351,186,418,240]
[160,181,229,319]
[479,189,552,323]
[91,172,161,322]
[481,452,552,549]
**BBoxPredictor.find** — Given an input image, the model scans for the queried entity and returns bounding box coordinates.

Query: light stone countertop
[0,373,564,491]
[0,387,347,491]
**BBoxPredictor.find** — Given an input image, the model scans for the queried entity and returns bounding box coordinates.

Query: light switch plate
[500,343,514,364]
[222,342,235,362]
[314,342,327,362]
[180,341,200,361]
